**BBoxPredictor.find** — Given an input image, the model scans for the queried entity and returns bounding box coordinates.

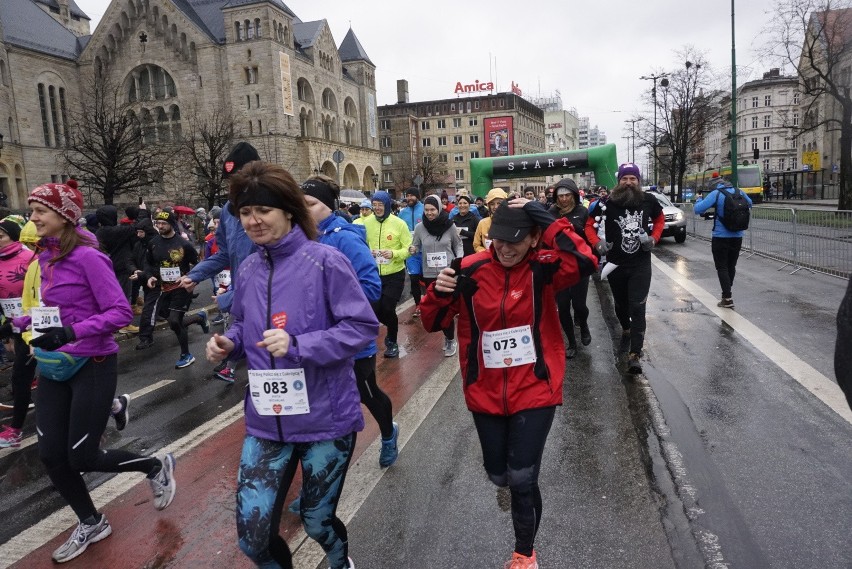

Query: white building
[531,92,580,186]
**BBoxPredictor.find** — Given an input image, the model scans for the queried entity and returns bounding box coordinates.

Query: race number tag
[248,369,310,416]
[215,270,231,287]
[481,325,537,369]
[426,251,448,268]
[160,266,181,282]
[0,297,23,318]
[30,306,61,339]
[376,251,390,265]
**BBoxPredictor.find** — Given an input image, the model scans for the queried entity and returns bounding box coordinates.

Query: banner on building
[368,93,377,139]
[484,117,513,158]
[802,150,821,171]
[279,52,294,116]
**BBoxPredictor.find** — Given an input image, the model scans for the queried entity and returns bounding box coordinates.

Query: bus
[682,164,764,204]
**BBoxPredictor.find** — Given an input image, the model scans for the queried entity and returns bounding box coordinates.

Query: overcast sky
[77,0,783,170]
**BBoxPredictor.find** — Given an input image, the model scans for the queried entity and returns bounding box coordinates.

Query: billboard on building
[484,117,513,157]
[368,93,377,138]
[802,150,821,171]
[279,52,294,116]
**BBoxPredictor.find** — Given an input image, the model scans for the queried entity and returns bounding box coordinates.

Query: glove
[638,229,655,251]
[0,321,13,340]
[449,257,479,297]
[594,241,613,256]
[30,326,76,351]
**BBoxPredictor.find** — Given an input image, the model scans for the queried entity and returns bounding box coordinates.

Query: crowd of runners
[0,141,674,568]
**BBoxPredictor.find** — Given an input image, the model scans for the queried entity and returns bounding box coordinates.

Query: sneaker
[197,309,209,333]
[627,352,642,375]
[443,338,457,357]
[51,514,112,563]
[504,550,538,569]
[149,453,176,510]
[135,338,154,351]
[113,394,130,432]
[0,425,22,448]
[175,353,196,369]
[214,366,235,384]
[717,298,734,309]
[119,324,140,334]
[579,323,592,346]
[384,342,399,358]
[565,345,577,359]
[379,422,399,468]
[211,313,225,326]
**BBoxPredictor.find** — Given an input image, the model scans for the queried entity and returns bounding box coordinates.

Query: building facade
[0,0,381,209]
[531,92,580,187]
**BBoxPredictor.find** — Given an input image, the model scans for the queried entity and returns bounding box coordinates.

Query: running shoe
[383,342,399,358]
[135,338,154,351]
[379,422,399,467]
[412,308,421,318]
[627,352,642,375]
[197,309,210,333]
[119,325,139,334]
[717,297,734,309]
[51,514,112,563]
[149,452,176,510]
[565,345,577,359]
[175,353,196,369]
[443,338,457,357]
[0,425,22,448]
[214,366,235,384]
[579,323,592,346]
[504,550,538,569]
[113,394,130,432]
[211,313,225,326]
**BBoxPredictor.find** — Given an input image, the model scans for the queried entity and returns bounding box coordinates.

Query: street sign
[413,174,424,188]
[333,149,344,164]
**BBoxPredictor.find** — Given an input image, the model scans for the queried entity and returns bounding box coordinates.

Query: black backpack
[718,187,750,231]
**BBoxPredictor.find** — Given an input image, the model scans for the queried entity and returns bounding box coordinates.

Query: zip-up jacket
[420,215,597,416]
[225,225,378,443]
[362,211,411,276]
[694,186,753,238]
[0,241,35,301]
[412,222,463,279]
[398,202,424,275]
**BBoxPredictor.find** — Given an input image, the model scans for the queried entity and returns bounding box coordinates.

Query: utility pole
[624,119,639,162]
[640,73,670,185]
[730,0,739,187]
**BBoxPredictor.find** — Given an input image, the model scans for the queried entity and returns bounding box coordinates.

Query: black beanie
[0,219,21,241]
[223,142,261,179]
[404,187,420,199]
[301,179,338,212]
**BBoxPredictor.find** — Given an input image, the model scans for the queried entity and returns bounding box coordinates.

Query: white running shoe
[149,453,176,510]
[52,514,112,563]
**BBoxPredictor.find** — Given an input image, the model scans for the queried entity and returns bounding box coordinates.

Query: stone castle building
[0,0,381,209]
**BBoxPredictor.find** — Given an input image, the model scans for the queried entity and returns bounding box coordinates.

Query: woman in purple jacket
[206,162,378,569]
[17,181,177,564]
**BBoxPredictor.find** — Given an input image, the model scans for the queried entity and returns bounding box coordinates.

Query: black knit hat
[223,142,261,179]
[404,187,420,198]
[0,218,22,241]
[301,178,339,212]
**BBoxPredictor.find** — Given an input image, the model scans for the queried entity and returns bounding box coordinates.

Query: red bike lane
[13,307,446,568]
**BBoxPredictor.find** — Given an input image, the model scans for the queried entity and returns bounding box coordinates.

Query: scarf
[422,196,454,238]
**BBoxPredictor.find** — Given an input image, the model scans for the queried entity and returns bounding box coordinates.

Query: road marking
[396,298,414,314]
[292,355,459,568]
[651,255,852,425]
[0,380,175,460]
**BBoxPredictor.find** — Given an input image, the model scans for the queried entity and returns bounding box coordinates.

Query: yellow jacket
[362,214,411,276]
[20,259,40,345]
[473,218,492,253]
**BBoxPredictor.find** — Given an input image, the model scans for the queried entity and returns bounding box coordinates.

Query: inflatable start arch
[469,143,619,197]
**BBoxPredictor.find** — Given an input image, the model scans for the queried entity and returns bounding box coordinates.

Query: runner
[15,181,175,563]
[137,210,208,368]
[302,175,399,467]
[420,197,596,568]
[205,162,377,569]
[451,194,480,257]
[352,199,373,225]
[397,188,424,317]
[473,188,508,252]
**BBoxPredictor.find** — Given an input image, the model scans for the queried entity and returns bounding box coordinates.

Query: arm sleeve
[336,234,382,304]
[542,217,599,292]
[650,211,665,242]
[473,220,486,252]
[73,253,134,338]
[693,190,718,215]
[584,215,600,246]
[419,280,461,334]
[412,226,422,252]
[391,222,412,261]
[452,229,463,259]
[223,268,247,361]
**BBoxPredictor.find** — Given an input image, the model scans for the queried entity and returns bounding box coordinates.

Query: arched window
[254,18,261,38]
[0,61,6,86]
[245,19,253,40]
[235,21,243,41]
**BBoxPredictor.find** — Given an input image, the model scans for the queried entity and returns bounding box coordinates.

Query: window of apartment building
[764,94,771,106]
[500,99,505,107]
[455,169,464,181]
[382,154,392,165]
[380,119,391,130]
[423,156,432,166]
[466,101,472,112]
[453,118,462,128]
[450,103,456,112]
[469,117,478,127]
[453,135,463,144]
[474,101,480,110]
[752,96,758,108]
[751,137,758,150]
[793,92,800,105]
[751,116,758,129]
[764,115,771,128]
[380,136,391,148]
[438,153,447,162]
[790,136,797,149]
[469,134,479,144]
[763,136,770,150]
[793,112,799,126]
[421,120,430,130]
[763,158,770,171]
[454,153,464,162]
[437,119,446,129]
[437,136,447,146]
[470,151,480,159]
[778,157,786,170]
[384,172,393,183]
[422,138,431,147]
[791,156,797,169]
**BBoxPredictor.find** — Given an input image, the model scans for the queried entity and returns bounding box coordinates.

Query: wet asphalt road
[1,240,851,568]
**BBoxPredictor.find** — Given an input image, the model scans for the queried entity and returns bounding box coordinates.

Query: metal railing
[680,204,852,278]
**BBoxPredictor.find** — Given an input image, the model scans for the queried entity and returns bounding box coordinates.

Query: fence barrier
[679,204,852,278]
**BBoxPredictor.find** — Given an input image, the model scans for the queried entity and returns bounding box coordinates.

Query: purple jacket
[226,225,378,443]
[13,234,132,356]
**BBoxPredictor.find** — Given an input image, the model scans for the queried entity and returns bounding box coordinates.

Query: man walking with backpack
[694,174,753,309]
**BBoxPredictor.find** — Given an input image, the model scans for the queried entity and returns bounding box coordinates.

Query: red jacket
[420,217,597,415]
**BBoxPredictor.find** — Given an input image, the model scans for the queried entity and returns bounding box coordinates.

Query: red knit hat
[28,180,83,223]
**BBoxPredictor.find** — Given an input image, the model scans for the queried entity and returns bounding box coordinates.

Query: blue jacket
[186,201,255,311]
[398,202,424,275]
[694,185,753,238]
[317,213,381,359]
[448,206,482,220]
[225,225,378,443]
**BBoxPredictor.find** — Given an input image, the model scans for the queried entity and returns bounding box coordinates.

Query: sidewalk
[8,305,443,569]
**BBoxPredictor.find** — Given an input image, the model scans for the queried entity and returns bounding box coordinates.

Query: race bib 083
[248,369,310,416]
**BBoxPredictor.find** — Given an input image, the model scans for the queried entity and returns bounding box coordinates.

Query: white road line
[292,355,458,568]
[651,255,852,425]
[0,380,175,460]
[396,298,415,314]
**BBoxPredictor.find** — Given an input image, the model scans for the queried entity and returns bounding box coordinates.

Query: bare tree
[764,0,852,210]
[391,147,453,193]
[62,73,168,205]
[178,105,240,208]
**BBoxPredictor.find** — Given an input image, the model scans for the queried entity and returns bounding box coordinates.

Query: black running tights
[354,356,394,439]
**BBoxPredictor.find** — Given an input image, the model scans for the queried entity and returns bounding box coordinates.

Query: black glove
[0,321,13,340]
[522,201,557,232]
[450,257,479,297]
[30,326,76,351]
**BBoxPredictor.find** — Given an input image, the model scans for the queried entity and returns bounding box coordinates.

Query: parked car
[645,189,687,243]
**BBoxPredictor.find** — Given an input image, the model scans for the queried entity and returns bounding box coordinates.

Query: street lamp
[371,173,378,190]
[624,119,638,163]
[640,73,669,185]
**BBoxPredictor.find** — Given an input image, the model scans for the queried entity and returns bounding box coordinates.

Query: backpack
[718,187,750,231]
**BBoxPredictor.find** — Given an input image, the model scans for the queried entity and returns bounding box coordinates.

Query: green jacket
[362,214,412,276]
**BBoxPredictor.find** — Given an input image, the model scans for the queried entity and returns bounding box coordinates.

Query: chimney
[397,79,409,104]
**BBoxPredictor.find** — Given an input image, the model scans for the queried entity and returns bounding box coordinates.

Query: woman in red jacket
[420,197,597,569]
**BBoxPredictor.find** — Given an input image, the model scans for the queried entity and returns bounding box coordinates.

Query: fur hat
[28,180,83,223]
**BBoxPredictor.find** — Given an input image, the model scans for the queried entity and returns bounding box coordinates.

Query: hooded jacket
[317,214,382,359]
[694,185,753,238]
[225,225,378,442]
[362,192,411,276]
[0,242,35,300]
[128,217,158,277]
[13,232,133,356]
[95,205,136,276]
[398,200,424,275]
[420,215,597,416]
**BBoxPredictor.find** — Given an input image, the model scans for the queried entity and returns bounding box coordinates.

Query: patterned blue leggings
[236,433,356,569]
